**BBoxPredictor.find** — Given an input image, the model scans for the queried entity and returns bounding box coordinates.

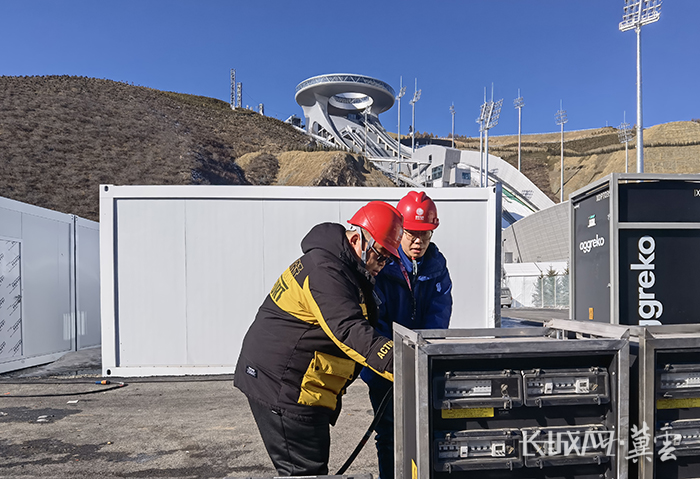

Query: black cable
[336,387,393,475]
[0,374,237,397]
[0,374,234,385]
[0,382,127,398]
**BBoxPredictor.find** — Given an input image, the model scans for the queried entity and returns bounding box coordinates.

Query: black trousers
[247,397,331,476]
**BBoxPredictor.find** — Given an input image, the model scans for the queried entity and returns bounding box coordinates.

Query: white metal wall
[76,217,101,350]
[0,196,101,374]
[100,185,500,377]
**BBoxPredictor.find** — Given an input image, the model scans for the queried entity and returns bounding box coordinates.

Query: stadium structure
[293,73,556,226]
[295,74,404,159]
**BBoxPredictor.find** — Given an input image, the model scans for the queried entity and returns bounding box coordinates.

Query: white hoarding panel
[115,199,188,367]
[261,199,342,290]
[76,217,101,350]
[101,186,499,377]
[0,238,22,361]
[0,206,22,239]
[184,200,265,366]
[434,200,492,323]
[21,214,73,358]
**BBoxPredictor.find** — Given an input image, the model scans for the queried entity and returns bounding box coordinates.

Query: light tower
[396,77,407,180]
[618,112,634,173]
[230,69,236,109]
[449,103,455,149]
[409,79,422,153]
[484,96,503,188]
[555,101,568,203]
[514,90,524,171]
[619,0,662,173]
[476,89,488,187]
[477,85,502,187]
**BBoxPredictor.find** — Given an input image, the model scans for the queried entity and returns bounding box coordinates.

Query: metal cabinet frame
[394,320,630,479]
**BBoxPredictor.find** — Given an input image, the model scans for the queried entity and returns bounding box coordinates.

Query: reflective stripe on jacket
[234,223,393,422]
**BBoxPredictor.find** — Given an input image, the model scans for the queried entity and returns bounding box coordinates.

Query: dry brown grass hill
[2,76,698,220]
[454,121,700,202]
[0,75,392,222]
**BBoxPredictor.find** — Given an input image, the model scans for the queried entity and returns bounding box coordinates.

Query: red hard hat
[397,191,439,231]
[348,201,403,258]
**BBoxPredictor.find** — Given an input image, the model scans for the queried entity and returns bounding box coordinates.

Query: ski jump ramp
[294,73,556,223]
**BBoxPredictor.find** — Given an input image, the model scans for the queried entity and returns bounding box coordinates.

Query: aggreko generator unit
[569,173,700,325]
[393,322,629,479]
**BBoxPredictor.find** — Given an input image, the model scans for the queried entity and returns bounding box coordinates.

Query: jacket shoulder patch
[290,259,304,277]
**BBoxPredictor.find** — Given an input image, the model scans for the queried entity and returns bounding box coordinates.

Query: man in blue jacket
[361,191,453,479]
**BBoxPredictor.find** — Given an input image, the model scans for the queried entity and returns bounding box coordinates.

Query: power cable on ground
[0,382,127,398]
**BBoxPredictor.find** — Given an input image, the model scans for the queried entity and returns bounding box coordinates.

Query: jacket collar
[383,243,444,280]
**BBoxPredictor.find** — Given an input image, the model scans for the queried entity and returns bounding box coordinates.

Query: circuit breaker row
[434,424,612,472]
[432,367,612,472]
[655,363,700,459]
[434,367,610,410]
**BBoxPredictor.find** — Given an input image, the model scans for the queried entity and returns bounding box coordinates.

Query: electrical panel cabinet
[635,325,700,479]
[394,323,629,479]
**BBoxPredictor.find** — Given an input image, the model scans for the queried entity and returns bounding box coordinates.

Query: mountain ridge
[1,75,698,221]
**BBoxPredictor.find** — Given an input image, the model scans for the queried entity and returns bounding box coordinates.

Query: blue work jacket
[361,242,452,386]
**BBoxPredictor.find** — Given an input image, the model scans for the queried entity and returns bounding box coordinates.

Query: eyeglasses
[404,230,433,242]
[369,244,390,264]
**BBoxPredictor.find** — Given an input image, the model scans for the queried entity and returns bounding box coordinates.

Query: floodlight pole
[230,69,236,109]
[485,86,493,187]
[618,111,634,173]
[485,129,490,187]
[514,90,524,171]
[480,86,503,188]
[450,103,455,149]
[478,126,484,186]
[625,129,630,173]
[410,79,421,153]
[396,77,406,182]
[560,119,564,202]
[555,101,568,203]
[620,0,662,173]
[635,24,644,173]
[477,88,487,187]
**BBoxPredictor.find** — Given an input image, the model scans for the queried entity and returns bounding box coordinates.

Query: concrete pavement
[0,348,380,478]
[0,308,569,478]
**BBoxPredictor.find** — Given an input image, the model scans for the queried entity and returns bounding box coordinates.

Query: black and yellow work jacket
[234,222,394,422]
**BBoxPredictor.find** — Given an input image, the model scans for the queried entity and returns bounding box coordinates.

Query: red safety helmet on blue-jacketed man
[397,191,439,231]
[348,201,403,258]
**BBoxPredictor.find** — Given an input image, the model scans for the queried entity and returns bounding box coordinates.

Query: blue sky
[1,1,697,138]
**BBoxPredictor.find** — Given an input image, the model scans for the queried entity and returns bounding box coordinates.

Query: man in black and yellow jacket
[234,201,404,476]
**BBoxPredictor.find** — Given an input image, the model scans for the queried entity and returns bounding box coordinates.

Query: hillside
[0,76,391,221]
[454,121,700,201]
[2,76,698,220]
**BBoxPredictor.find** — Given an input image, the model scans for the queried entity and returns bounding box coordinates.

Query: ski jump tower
[295,74,404,159]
